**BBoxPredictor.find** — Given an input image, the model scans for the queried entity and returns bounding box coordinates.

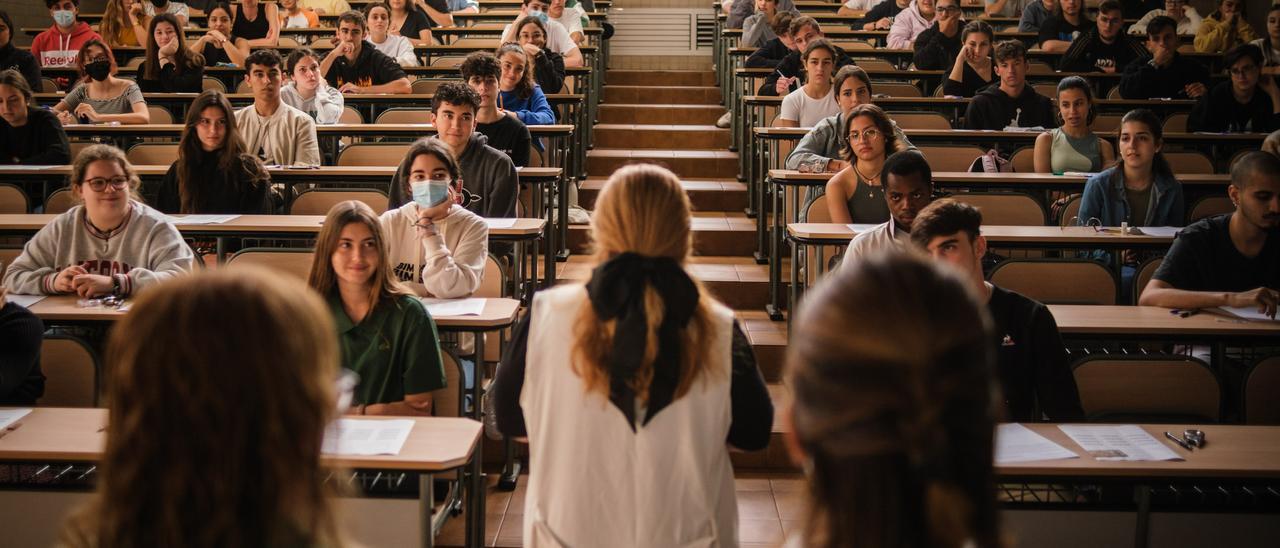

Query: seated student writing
[1119,15,1211,100]
[762,16,855,96]
[0,11,42,89]
[910,199,1084,421]
[785,251,1002,547]
[308,200,447,416]
[786,66,914,174]
[59,268,349,547]
[366,2,420,67]
[281,48,345,125]
[500,0,583,68]
[512,16,567,94]
[153,90,273,214]
[1033,76,1114,174]
[137,14,205,93]
[53,40,150,126]
[1037,0,1085,54]
[496,44,556,124]
[490,163,772,547]
[1188,44,1280,133]
[0,280,44,406]
[236,49,321,166]
[1195,0,1255,54]
[911,0,966,71]
[840,149,934,264]
[1058,0,1146,73]
[2,144,195,297]
[320,10,412,95]
[0,69,71,165]
[1140,151,1280,319]
[823,104,910,224]
[942,20,995,97]
[777,39,840,128]
[190,2,249,67]
[388,83,520,220]
[461,51,533,167]
[964,40,1056,131]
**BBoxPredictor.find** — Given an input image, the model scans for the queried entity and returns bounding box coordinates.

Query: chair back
[1189,196,1233,222]
[802,194,832,223]
[431,56,467,67]
[1164,151,1213,174]
[1010,147,1035,172]
[39,335,100,407]
[1133,256,1163,304]
[339,106,364,124]
[126,143,179,165]
[873,82,922,97]
[1245,357,1280,424]
[1163,113,1188,133]
[201,76,227,92]
[0,247,21,278]
[1072,355,1221,422]
[290,188,390,215]
[1092,113,1122,133]
[0,184,29,213]
[917,145,987,172]
[40,77,59,92]
[375,108,435,125]
[147,105,174,125]
[44,188,77,214]
[890,111,951,130]
[337,143,413,166]
[1031,83,1056,97]
[1058,193,1082,227]
[434,350,465,418]
[411,78,450,94]
[988,258,1118,305]
[226,248,314,281]
[950,192,1047,226]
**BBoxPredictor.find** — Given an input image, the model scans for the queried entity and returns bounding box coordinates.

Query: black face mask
[85,60,111,81]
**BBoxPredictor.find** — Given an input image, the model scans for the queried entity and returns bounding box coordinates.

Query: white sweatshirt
[371,34,421,67]
[3,201,195,296]
[234,101,321,166]
[379,201,488,299]
[279,81,346,125]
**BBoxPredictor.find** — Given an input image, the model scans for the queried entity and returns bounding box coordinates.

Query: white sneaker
[715,110,732,128]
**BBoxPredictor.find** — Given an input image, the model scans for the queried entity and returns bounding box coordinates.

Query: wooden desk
[0,407,484,548]
[1049,305,1280,339]
[769,169,1231,190]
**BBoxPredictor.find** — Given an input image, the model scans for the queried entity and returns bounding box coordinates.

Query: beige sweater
[234,101,321,167]
[379,201,489,299]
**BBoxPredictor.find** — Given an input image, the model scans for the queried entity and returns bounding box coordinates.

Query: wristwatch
[111,275,122,296]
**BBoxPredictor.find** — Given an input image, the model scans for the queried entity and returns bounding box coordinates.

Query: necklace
[854,163,882,197]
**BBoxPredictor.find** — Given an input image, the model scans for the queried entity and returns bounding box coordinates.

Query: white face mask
[411,178,451,208]
[53,10,76,27]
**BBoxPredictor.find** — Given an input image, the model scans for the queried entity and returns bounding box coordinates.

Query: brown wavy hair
[143,13,204,81]
[70,143,143,202]
[308,199,413,309]
[571,163,719,403]
[496,41,537,99]
[176,90,268,213]
[786,251,1002,548]
[62,267,348,547]
[841,103,902,162]
[98,0,134,48]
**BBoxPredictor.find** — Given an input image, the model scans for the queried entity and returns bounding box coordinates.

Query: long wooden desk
[1049,305,1280,339]
[0,407,484,548]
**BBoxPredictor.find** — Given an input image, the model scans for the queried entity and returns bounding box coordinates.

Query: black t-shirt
[477,115,532,168]
[987,285,1084,421]
[0,107,71,165]
[0,301,45,405]
[325,41,408,88]
[1038,14,1085,47]
[202,42,231,66]
[1152,214,1280,292]
[150,155,274,215]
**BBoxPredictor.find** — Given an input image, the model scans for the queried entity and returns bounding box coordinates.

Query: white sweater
[279,81,346,125]
[379,201,489,299]
[234,101,322,166]
[371,34,420,67]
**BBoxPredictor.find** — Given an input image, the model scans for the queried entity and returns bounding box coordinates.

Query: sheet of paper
[5,294,46,308]
[0,409,33,432]
[421,297,487,317]
[0,165,54,170]
[995,423,1078,464]
[485,218,518,229]
[165,215,241,225]
[1217,306,1279,322]
[322,418,415,456]
[1133,226,1181,238]
[1058,424,1184,461]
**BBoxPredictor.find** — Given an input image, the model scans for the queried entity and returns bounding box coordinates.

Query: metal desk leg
[419,473,435,548]
[1133,484,1151,548]
[766,178,784,320]
[556,175,570,262]
[215,237,226,264]
[467,329,487,548]
[788,239,800,325]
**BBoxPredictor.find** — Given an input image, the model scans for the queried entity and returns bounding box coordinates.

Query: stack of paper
[165,214,240,225]
[0,409,33,432]
[322,419,415,456]
[1058,425,1184,461]
[1216,306,1279,322]
[5,294,46,308]
[995,424,1079,464]
[421,298,487,317]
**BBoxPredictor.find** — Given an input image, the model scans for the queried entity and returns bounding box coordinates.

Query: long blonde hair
[308,200,412,308]
[99,0,133,47]
[571,163,718,403]
[64,267,348,547]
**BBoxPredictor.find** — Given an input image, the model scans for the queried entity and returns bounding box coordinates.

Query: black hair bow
[585,252,699,430]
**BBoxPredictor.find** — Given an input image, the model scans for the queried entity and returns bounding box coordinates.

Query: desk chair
[917,145,987,172]
[989,258,1118,305]
[147,105,174,125]
[1032,83,1056,97]
[855,58,896,72]
[411,78,448,94]
[890,111,951,130]
[0,183,29,214]
[337,143,413,166]
[1072,355,1221,423]
[1163,112,1188,133]
[201,76,226,92]
[1028,61,1054,74]
[226,248,314,281]
[40,77,58,93]
[1245,356,1280,425]
[1189,196,1232,222]
[290,188,389,215]
[950,192,1047,225]
[1133,256,1162,304]
[431,56,467,67]
[1057,193,1082,227]
[125,56,145,68]
[39,335,100,407]
[1010,147,1035,172]
[833,40,875,51]
[126,143,179,165]
[1165,151,1214,174]
[874,82,922,98]
[375,108,434,125]
[0,247,21,278]
[43,188,77,215]
[1092,113,1121,133]
[339,106,364,124]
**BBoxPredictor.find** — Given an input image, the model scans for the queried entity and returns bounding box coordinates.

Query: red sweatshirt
[30,22,102,68]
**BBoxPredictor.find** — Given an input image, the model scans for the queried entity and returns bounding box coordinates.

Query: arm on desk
[419,209,487,299]
[124,222,197,295]
[1139,279,1278,317]
[364,298,447,416]
[785,117,841,171]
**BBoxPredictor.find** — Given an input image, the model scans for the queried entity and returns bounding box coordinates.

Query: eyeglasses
[83,176,129,191]
[848,128,882,142]
[1229,66,1258,76]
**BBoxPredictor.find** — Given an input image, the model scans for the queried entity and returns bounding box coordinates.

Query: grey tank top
[846,174,891,224]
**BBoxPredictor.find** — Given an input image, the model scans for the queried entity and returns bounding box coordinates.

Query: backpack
[968,149,1013,173]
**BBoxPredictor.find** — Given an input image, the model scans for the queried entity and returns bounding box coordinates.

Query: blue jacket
[498,85,555,126]
[1078,165,1185,228]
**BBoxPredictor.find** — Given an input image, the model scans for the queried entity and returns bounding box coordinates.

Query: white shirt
[503,18,578,56]
[780,87,841,128]
[144,2,191,23]
[372,34,421,66]
[234,102,321,166]
[1128,7,1203,35]
[843,0,879,10]
[841,218,909,268]
[555,5,585,37]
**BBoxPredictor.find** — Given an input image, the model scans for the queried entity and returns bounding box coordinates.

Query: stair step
[587,149,738,179]
[603,85,722,105]
[593,124,731,149]
[567,212,757,256]
[606,70,717,87]
[598,103,726,125]
[579,177,747,211]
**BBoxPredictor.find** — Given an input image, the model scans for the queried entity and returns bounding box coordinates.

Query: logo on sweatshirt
[1001,334,1016,347]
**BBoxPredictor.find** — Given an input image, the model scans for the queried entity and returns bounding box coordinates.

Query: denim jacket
[1078,165,1185,228]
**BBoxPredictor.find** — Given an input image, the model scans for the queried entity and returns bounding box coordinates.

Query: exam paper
[165,215,240,225]
[421,298,486,317]
[322,419,415,456]
[1058,425,1184,461]
[0,409,33,432]
[5,294,46,308]
[1216,306,1279,322]
[485,218,518,229]
[995,424,1078,464]
[1133,227,1181,238]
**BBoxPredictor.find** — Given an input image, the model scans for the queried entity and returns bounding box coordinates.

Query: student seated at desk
[279,0,322,31]
[309,200,447,416]
[742,0,788,49]
[1037,0,1086,53]
[2,145,194,297]
[59,268,349,547]
[942,20,996,97]
[496,44,557,124]
[513,16,567,95]
[1140,150,1280,318]
[302,0,353,16]
[320,10,413,95]
[190,2,248,67]
[1058,0,1147,73]
[97,0,147,48]
[31,0,103,69]
[1033,76,1114,174]
[236,49,321,166]
[1078,109,1183,227]
[387,0,433,46]
[232,0,280,47]
[1018,0,1055,34]
[785,251,1001,548]
[0,282,44,406]
[858,0,908,31]
[365,2,420,67]
[911,199,1084,421]
[381,138,488,298]
[1129,0,1202,36]
[822,105,910,224]
[462,51,533,167]
[0,11,41,90]
[52,40,150,126]
[281,48,345,125]
[153,90,274,214]
[143,0,190,28]
[840,149,933,265]
[0,69,70,165]
[388,83,520,219]
[548,0,587,47]
[887,0,939,50]
[786,66,914,174]
[500,0,584,68]
[761,16,855,97]
[726,0,794,29]
[1188,44,1280,133]
[777,39,839,128]
[839,0,878,17]
[490,163,772,547]
[136,14,205,93]
[1119,15,1211,100]
[985,0,1028,17]
[964,40,1056,130]
[912,0,966,71]
[743,11,797,71]
[1195,0,1256,54]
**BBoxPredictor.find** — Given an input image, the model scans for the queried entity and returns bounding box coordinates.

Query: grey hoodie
[388,132,519,220]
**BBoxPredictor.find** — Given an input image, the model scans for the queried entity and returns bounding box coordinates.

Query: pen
[1164,431,1192,450]
[1170,308,1198,318]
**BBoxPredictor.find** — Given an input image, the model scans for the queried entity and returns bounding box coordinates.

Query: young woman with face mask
[53,39,150,125]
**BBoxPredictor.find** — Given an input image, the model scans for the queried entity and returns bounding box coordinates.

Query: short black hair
[285,48,320,73]
[1097,0,1123,16]
[1231,151,1280,189]
[0,11,14,34]
[244,48,283,72]
[994,40,1026,64]
[1145,15,1178,38]
[1225,43,1263,70]
[909,199,983,249]
[883,149,932,189]
[459,51,501,82]
[338,10,367,30]
[45,0,78,8]
[432,81,480,113]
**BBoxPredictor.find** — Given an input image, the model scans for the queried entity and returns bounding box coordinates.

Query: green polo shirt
[329,293,447,406]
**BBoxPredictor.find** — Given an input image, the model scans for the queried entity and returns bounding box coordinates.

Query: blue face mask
[528,9,549,23]
[411,179,451,208]
[53,10,76,28]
